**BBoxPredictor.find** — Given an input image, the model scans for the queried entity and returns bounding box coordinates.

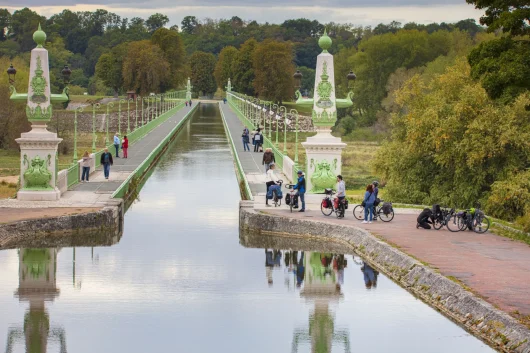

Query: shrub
[486,171,530,221]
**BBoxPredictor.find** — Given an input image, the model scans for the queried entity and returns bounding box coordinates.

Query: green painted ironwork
[66,163,79,188]
[73,107,83,164]
[219,102,253,201]
[127,98,132,133]
[111,102,195,199]
[118,99,126,135]
[92,103,100,153]
[105,102,114,145]
[22,154,52,190]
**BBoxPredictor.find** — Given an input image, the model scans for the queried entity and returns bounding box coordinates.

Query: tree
[231,38,257,95]
[151,27,187,89]
[468,37,530,102]
[146,13,169,33]
[374,59,530,208]
[122,40,170,94]
[95,43,128,97]
[190,51,217,96]
[9,8,46,52]
[466,0,530,35]
[214,46,238,89]
[297,66,315,97]
[253,39,295,103]
[0,9,11,41]
[181,16,199,34]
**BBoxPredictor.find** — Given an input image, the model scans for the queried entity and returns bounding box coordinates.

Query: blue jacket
[364,191,376,204]
[293,176,306,193]
[374,186,379,199]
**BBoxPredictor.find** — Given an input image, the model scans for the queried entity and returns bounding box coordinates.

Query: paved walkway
[0,105,194,213]
[220,103,288,197]
[263,208,530,319]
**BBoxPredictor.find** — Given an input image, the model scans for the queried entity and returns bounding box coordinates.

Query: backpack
[382,202,392,215]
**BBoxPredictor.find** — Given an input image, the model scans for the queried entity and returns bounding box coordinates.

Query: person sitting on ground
[417,208,433,229]
[265,163,281,206]
[262,148,275,173]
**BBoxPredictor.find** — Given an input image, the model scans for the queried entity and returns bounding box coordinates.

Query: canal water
[0,104,494,353]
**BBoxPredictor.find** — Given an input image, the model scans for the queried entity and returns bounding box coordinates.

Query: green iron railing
[219,102,254,201]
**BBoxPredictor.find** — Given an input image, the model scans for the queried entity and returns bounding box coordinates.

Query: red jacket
[122,138,129,148]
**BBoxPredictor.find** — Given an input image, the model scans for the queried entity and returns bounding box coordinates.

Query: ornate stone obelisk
[296,30,354,193]
[10,25,69,201]
[186,77,192,101]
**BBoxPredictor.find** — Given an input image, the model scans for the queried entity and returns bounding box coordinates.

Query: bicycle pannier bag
[382,202,392,215]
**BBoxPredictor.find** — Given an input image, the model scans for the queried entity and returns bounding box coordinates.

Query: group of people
[242,126,264,152]
[184,100,193,107]
[361,181,380,223]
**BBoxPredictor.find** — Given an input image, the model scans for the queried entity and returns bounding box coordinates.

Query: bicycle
[446,203,490,233]
[270,179,283,207]
[353,200,394,222]
[285,184,296,213]
[320,188,347,218]
[433,206,456,230]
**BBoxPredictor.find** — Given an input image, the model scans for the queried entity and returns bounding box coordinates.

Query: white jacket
[266,169,279,183]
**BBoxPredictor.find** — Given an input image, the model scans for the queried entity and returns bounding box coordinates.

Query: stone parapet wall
[240,205,530,353]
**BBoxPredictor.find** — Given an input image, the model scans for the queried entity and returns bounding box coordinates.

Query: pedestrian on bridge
[253,130,262,152]
[293,170,306,212]
[242,127,250,151]
[122,135,129,158]
[262,148,275,173]
[100,148,114,180]
[113,133,120,158]
[81,151,92,182]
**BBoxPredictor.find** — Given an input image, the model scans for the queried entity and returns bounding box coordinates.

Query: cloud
[1,3,483,27]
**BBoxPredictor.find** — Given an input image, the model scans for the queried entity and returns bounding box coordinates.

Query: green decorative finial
[318,28,332,52]
[33,23,46,48]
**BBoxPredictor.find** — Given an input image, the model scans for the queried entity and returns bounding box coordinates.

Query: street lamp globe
[7,63,16,85]
[293,70,303,89]
[61,65,72,85]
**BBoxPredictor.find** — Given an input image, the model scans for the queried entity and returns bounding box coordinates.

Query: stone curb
[240,205,530,353]
[0,202,122,250]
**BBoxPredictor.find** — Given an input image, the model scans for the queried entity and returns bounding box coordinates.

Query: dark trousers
[114,144,119,157]
[81,166,90,181]
[266,181,275,204]
[243,138,250,151]
[254,142,260,152]
[299,192,305,210]
[418,221,432,229]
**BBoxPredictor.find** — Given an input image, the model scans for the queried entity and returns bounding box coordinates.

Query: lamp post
[73,106,83,164]
[91,103,101,153]
[279,106,287,148]
[118,99,126,135]
[291,109,299,166]
[268,101,272,139]
[135,96,141,129]
[106,102,114,145]
[127,98,132,133]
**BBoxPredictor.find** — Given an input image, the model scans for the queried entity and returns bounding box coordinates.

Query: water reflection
[5,248,66,353]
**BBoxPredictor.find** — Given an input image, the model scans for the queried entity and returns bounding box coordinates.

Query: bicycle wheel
[379,208,394,222]
[446,215,461,232]
[321,201,333,216]
[473,215,490,234]
[353,205,365,220]
[433,218,444,230]
[459,215,470,231]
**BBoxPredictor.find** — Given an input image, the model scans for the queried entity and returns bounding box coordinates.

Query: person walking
[372,180,380,221]
[253,130,261,152]
[81,151,91,182]
[100,148,114,180]
[362,184,376,224]
[113,133,120,158]
[185,101,188,107]
[336,175,346,218]
[242,127,250,151]
[122,135,129,158]
[293,170,306,212]
[189,100,192,106]
[265,163,281,206]
[262,148,275,173]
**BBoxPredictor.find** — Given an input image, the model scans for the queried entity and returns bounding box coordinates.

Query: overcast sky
[0,1,483,27]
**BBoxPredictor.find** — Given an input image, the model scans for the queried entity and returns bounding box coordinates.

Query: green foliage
[466,0,530,35]
[486,171,530,221]
[0,9,11,41]
[9,8,46,52]
[232,38,257,95]
[122,40,170,94]
[253,39,295,102]
[145,13,169,33]
[151,27,187,90]
[190,51,217,96]
[297,66,315,97]
[214,46,238,89]
[95,43,128,96]
[375,59,530,208]
[468,37,530,102]
[181,16,199,35]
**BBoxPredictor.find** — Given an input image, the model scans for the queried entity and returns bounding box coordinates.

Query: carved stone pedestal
[16,124,62,201]
[302,128,346,193]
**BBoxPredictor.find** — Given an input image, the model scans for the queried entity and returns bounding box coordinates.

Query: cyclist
[265,163,281,207]
[372,181,380,220]
[293,170,306,212]
[336,175,346,218]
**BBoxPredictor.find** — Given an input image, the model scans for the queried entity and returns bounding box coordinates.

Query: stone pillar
[302,30,346,193]
[186,77,192,101]
[11,25,65,201]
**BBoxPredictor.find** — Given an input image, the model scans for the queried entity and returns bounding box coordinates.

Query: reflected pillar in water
[5,248,67,353]
[291,252,350,353]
